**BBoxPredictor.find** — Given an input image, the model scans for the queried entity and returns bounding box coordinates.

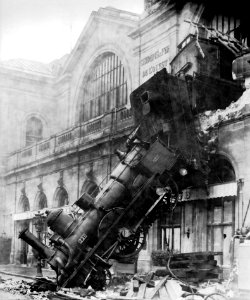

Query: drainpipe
[237,178,244,232]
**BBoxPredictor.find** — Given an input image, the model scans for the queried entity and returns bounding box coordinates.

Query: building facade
[0,1,250,277]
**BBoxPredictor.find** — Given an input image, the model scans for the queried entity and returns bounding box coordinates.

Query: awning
[181,182,237,201]
[13,205,71,221]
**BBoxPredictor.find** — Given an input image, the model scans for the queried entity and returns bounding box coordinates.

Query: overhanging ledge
[181,182,237,201]
[13,206,72,221]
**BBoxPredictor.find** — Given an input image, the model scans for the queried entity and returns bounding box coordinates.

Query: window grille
[25,117,43,146]
[54,187,69,207]
[207,197,234,266]
[160,205,181,252]
[18,195,30,212]
[80,52,127,122]
[36,192,47,210]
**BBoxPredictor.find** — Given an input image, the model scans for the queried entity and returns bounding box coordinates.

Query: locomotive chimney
[19,228,55,259]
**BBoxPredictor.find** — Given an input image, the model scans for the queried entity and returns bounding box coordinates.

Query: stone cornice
[4,125,133,179]
[5,106,134,177]
[54,73,72,95]
[0,85,56,99]
[61,7,139,74]
[0,67,54,84]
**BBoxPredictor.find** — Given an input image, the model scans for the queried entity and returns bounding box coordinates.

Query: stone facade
[0,2,250,276]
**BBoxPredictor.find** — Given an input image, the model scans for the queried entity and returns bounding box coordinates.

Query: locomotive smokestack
[19,228,54,259]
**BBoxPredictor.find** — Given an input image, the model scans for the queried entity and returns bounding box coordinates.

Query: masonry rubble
[198,85,250,133]
[0,272,236,300]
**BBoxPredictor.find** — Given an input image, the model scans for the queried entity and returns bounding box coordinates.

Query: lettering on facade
[140,46,169,66]
[142,59,169,78]
[140,46,170,81]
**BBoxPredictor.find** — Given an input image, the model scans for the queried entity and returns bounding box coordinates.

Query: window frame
[80,52,127,122]
[25,116,43,146]
[159,205,182,252]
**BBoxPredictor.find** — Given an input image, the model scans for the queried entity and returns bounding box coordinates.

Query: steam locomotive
[19,68,242,290]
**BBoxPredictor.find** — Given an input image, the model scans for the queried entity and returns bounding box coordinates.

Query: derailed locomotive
[19,68,242,290]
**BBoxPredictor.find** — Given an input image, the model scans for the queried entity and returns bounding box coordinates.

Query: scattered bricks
[120,288,128,296]
[0,277,53,300]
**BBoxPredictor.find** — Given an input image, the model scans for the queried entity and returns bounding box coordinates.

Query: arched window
[54,187,69,207]
[80,179,99,197]
[34,191,47,210]
[208,155,235,184]
[25,117,43,146]
[18,195,30,212]
[79,52,127,122]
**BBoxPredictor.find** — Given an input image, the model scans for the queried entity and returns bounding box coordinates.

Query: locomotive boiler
[20,132,181,290]
[19,68,240,290]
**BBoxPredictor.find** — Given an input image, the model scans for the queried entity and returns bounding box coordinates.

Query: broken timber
[107,276,183,300]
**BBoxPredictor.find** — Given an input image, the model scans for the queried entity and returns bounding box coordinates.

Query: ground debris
[30,278,57,292]
[0,276,124,300]
[0,277,31,294]
[53,286,122,300]
[0,277,54,300]
[0,274,234,300]
[103,273,234,300]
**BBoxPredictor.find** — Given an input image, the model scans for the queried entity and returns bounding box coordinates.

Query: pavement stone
[0,264,55,280]
[0,289,32,300]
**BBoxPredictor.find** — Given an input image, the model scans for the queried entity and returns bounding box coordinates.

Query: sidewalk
[0,264,55,280]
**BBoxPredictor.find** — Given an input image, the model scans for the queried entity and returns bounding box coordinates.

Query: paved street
[0,289,31,300]
[0,273,34,300]
[0,264,55,279]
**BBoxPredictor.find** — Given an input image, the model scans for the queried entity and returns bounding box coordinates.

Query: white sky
[0,0,144,63]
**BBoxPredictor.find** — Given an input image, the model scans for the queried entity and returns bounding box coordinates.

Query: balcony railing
[6,107,134,172]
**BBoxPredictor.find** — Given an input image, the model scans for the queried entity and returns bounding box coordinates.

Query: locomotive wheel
[98,209,146,259]
[114,226,146,259]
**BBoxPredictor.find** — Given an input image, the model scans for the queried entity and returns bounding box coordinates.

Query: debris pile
[164,252,222,284]
[198,88,250,133]
[0,277,54,300]
[0,278,31,295]
[104,273,230,300]
[0,272,238,300]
